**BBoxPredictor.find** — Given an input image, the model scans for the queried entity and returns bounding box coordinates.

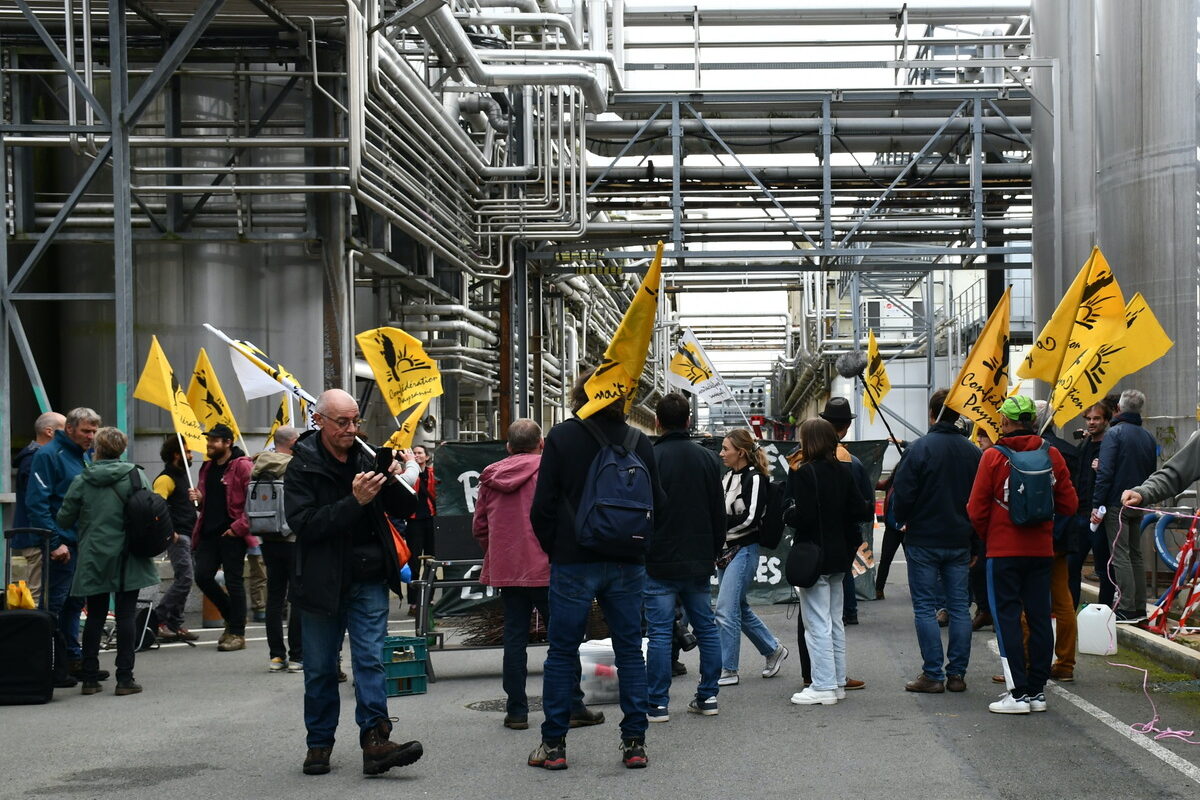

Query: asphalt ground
[4,561,1200,800]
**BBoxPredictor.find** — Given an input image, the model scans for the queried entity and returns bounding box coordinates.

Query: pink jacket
[472,452,549,587]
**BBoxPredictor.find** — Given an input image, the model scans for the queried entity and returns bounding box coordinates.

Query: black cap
[818,397,855,424]
[205,423,234,440]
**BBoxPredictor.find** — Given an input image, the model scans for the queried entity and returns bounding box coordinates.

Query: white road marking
[986,637,1200,786]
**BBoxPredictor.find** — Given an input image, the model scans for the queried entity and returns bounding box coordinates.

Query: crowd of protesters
[5,376,1191,775]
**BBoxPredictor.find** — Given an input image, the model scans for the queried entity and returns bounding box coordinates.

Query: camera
[1072,429,1085,440]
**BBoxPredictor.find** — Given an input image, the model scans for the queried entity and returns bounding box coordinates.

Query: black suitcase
[1,528,58,704]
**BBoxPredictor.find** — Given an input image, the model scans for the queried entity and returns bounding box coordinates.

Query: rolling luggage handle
[3,528,53,611]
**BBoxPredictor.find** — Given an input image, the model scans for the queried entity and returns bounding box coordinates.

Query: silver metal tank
[1033,0,1199,443]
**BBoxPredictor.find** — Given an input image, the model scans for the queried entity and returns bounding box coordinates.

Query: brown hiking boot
[218,634,245,652]
[972,611,993,631]
[1050,666,1075,682]
[946,674,967,693]
[361,721,423,775]
[303,747,332,775]
[905,674,945,693]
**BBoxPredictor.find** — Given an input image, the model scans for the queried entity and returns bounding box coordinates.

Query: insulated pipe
[453,11,585,48]
[582,218,1032,234]
[477,49,623,91]
[588,164,1032,180]
[393,319,499,346]
[475,0,540,12]
[583,116,1031,135]
[395,303,499,332]
[458,94,510,134]
[620,4,1031,26]
[432,6,608,110]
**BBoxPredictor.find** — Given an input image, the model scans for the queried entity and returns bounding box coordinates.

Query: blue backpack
[571,417,655,557]
[992,441,1056,526]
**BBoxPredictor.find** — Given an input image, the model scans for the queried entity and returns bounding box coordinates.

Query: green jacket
[1133,429,1200,506]
[57,460,160,596]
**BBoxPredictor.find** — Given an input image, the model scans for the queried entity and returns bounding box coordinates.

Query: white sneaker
[268,657,286,672]
[789,687,838,705]
[1028,693,1047,712]
[988,691,1031,714]
[762,645,789,678]
[717,669,739,686]
[287,661,304,673]
[835,686,847,700]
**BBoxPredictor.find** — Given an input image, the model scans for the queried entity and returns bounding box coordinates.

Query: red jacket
[472,453,549,587]
[191,452,257,548]
[967,432,1077,558]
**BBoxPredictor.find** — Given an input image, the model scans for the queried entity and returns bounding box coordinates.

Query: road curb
[1079,584,1200,677]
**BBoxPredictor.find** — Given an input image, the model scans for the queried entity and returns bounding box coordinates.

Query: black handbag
[785,465,823,589]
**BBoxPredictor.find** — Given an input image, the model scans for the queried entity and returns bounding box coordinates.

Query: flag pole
[858,374,906,459]
[176,431,200,509]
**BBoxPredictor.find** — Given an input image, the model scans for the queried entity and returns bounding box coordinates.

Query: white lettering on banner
[459,564,495,601]
[458,470,481,513]
[763,556,782,585]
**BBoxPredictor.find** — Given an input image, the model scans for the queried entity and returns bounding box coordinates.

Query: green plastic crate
[384,659,426,679]
[386,675,428,697]
[382,635,428,665]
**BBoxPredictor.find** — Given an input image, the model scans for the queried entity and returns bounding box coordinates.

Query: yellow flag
[264,396,289,449]
[864,329,891,424]
[579,241,664,418]
[134,336,206,454]
[1018,247,1126,383]
[355,327,443,418]
[945,287,1012,442]
[385,398,431,451]
[187,348,242,444]
[1050,293,1174,427]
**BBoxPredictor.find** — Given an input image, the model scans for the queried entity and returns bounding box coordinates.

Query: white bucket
[577,638,649,705]
[1077,603,1118,655]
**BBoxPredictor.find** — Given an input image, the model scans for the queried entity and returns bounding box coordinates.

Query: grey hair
[34,411,64,435]
[273,425,300,449]
[507,418,542,453]
[65,407,101,428]
[1033,400,1055,434]
[1118,389,1146,415]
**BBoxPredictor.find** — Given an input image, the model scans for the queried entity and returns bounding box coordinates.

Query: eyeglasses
[317,413,364,430]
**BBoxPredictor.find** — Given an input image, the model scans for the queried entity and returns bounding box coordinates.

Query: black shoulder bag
[784,464,823,589]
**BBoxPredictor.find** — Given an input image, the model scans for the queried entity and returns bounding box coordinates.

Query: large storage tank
[1033,0,1199,449]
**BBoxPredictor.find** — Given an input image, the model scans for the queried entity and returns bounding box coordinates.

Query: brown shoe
[905,674,945,693]
[361,721,423,775]
[303,746,332,775]
[1050,666,1075,682]
[992,674,1006,684]
[946,674,967,693]
[218,634,245,652]
[844,678,866,690]
[972,611,993,631]
[175,626,200,642]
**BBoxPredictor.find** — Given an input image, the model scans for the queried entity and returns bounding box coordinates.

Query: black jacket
[284,429,416,616]
[530,415,665,564]
[648,430,725,580]
[788,459,873,574]
[1093,412,1157,509]
[890,422,981,550]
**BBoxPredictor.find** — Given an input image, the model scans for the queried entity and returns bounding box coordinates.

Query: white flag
[666,328,734,404]
[228,341,287,400]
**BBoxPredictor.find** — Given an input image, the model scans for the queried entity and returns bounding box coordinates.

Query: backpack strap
[573,415,624,452]
[621,426,640,457]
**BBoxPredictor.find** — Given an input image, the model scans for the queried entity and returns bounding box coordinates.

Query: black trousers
[874,525,904,596]
[262,540,302,662]
[988,556,1053,696]
[193,535,248,635]
[81,590,137,682]
[404,517,435,606]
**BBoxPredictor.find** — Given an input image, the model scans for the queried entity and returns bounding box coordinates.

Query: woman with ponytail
[714,428,788,687]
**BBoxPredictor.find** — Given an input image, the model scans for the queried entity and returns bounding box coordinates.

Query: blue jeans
[541,562,647,742]
[715,543,779,671]
[905,545,971,681]
[300,580,391,749]
[798,573,845,691]
[644,575,721,708]
[47,544,83,660]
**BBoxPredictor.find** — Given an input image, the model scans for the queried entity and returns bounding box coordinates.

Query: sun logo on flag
[376,333,432,383]
[675,342,712,384]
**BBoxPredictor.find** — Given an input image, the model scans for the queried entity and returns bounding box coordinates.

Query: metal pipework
[395,303,499,332]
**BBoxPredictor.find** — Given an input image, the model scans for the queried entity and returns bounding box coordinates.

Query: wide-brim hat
[818,396,855,424]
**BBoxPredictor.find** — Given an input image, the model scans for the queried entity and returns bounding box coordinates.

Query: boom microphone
[835,350,869,379]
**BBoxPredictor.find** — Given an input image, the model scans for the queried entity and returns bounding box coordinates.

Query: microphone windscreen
[835,350,868,379]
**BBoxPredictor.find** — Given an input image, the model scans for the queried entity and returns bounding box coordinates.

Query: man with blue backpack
[968,395,1077,715]
[528,368,665,771]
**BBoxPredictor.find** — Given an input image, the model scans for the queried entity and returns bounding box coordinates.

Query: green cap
[999,394,1036,421]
